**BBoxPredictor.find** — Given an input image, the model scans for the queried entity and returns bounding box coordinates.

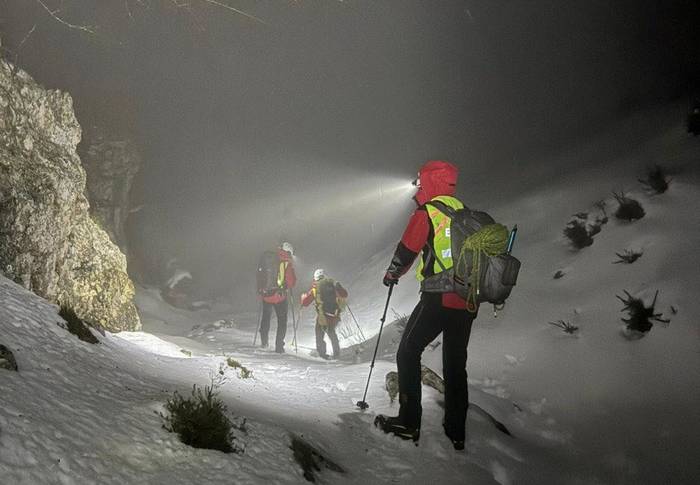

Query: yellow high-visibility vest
[416,195,464,281]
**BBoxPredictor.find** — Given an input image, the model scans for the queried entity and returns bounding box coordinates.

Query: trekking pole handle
[381,285,393,320]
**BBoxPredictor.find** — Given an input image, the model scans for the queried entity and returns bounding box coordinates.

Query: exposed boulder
[0,58,140,332]
[290,433,345,483]
[0,344,18,371]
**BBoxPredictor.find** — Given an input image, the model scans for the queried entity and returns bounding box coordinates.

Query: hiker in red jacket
[257,242,297,353]
[301,269,348,360]
[374,160,477,451]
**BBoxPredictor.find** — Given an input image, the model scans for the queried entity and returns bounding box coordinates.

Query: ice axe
[356,283,394,410]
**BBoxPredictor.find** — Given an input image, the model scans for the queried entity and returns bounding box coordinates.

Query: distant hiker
[300,268,348,360]
[374,160,476,451]
[256,241,296,353]
[161,258,194,310]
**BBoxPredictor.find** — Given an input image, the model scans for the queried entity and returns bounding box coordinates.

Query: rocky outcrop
[0,344,18,371]
[79,131,140,253]
[0,58,140,332]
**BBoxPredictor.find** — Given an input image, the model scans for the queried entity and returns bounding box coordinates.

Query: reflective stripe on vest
[416,195,464,282]
[277,261,287,288]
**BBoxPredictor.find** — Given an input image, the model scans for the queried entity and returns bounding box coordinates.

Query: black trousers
[259,299,288,352]
[315,320,340,358]
[396,292,475,441]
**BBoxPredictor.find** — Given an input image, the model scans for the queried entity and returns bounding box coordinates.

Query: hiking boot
[450,438,465,451]
[275,347,285,354]
[374,415,419,443]
[443,422,465,451]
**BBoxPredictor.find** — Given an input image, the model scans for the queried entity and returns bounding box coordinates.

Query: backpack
[425,200,521,311]
[317,278,340,317]
[257,250,282,294]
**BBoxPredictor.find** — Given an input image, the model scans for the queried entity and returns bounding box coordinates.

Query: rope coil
[456,223,509,312]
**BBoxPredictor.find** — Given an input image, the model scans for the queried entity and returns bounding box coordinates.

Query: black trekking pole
[356,283,394,411]
[289,289,298,354]
[253,298,263,346]
[345,303,367,343]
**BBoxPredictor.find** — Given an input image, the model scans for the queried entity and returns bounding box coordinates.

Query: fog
[1,0,697,305]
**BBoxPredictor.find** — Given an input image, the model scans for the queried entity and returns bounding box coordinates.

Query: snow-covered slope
[318,107,700,483]
[0,275,518,484]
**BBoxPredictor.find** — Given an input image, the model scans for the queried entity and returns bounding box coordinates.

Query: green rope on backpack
[456,223,509,312]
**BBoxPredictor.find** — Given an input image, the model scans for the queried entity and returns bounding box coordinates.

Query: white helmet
[313,268,325,281]
[281,241,294,255]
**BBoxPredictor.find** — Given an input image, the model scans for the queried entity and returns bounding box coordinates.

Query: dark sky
[1,0,698,300]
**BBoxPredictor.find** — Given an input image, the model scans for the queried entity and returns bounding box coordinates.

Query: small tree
[161,383,241,453]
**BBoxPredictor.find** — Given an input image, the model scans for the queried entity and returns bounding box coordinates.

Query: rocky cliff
[80,131,141,255]
[0,58,140,331]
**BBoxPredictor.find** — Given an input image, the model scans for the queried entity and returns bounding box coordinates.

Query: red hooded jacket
[386,160,468,310]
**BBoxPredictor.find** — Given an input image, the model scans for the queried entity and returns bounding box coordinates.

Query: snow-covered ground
[2,109,699,484]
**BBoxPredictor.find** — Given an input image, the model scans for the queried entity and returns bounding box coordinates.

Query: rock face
[79,131,140,253]
[0,58,140,332]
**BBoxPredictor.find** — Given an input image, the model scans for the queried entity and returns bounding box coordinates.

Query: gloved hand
[382,272,399,287]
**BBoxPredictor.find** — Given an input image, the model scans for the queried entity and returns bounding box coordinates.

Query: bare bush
[563,219,593,249]
[616,290,669,336]
[391,308,409,335]
[613,249,643,264]
[226,357,253,379]
[337,321,364,346]
[612,191,645,221]
[638,165,669,194]
[548,320,579,334]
